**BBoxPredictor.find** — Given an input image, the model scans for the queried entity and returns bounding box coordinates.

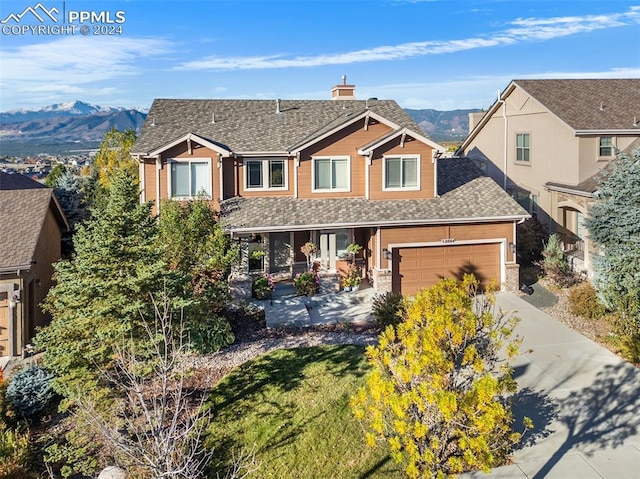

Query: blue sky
[1,0,639,112]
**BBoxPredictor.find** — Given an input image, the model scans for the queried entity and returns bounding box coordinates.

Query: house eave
[225,214,530,235]
[545,183,596,198]
[358,127,445,155]
[575,129,640,136]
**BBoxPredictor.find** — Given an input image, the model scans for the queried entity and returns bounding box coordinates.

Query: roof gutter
[575,129,640,136]
[0,264,32,274]
[225,213,531,234]
[545,183,596,198]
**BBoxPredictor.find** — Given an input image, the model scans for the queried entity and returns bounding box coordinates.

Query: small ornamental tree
[351,275,528,479]
[301,242,318,272]
[585,148,640,360]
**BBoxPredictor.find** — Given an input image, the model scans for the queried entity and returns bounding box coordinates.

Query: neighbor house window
[599,137,613,157]
[169,159,211,198]
[516,133,530,163]
[312,156,350,191]
[384,155,420,190]
[245,158,286,190]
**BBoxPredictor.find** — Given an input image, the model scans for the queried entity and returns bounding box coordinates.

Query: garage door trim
[387,238,508,290]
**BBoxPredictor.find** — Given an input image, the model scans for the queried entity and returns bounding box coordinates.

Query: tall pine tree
[585,148,640,360]
[37,167,171,401]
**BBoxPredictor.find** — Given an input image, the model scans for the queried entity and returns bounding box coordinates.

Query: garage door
[392,243,501,296]
[0,293,8,356]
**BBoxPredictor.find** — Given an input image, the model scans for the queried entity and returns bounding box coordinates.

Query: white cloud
[1,36,171,84]
[177,6,640,71]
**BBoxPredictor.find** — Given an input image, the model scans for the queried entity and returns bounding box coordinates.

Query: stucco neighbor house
[132,81,528,299]
[0,172,68,358]
[458,79,640,276]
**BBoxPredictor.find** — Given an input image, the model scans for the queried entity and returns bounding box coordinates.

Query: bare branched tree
[73,294,213,478]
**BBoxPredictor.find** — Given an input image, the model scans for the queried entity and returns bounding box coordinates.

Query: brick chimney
[331,75,356,100]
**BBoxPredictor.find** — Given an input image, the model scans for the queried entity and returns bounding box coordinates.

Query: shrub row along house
[459,79,640,276]
[133,80,528,298]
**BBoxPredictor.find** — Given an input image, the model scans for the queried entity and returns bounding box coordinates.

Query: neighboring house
[459,79,640,276]
[0,172,68,358]
[133,81,528,298]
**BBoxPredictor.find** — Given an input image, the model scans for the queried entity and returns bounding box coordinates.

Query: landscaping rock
[98,466,126,479]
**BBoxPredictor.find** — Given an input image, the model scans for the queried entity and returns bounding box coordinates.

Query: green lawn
[205,344,402,479]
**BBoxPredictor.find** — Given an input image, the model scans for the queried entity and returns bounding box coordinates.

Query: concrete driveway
[462,292,640,479]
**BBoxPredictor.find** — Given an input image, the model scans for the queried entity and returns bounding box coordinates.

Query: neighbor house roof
[220,158,528,233]
[133,99,424,156]
[513,79,640,132]
[0,172,68,270]
[460,79,640,151]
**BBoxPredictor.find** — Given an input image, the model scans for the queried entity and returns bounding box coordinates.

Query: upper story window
[515,133,530,163]
[383,155,420,190]
[312,156,350,192]
[169,158,211,198]
[245,158,287,190]
[599,137,613,158]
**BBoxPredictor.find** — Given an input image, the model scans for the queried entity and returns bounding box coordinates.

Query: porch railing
[558,232,584,261]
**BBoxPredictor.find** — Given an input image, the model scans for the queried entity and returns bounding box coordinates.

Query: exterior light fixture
[509,242,516,254]
[382,248,392,260]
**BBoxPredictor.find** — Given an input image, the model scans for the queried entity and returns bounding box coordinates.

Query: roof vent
[275,99,281,114]
[151,117,156,127]
[634,116,638,128]
[211,113,216,124]
[599,102,605,111]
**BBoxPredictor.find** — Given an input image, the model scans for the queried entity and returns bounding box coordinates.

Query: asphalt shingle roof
[513,79,640,131]
[133,99,422,155]
[0,173,53,268]
[220,158,528,232]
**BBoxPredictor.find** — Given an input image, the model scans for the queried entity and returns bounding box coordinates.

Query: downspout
[218,154,223,202]
[365,152,372,200]
[432,149,440,197]
[498,91,508,190]
[155,154,161,213]
[294,152,300,198]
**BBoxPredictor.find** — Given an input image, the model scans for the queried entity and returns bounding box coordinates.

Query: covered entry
[392,242,501,296]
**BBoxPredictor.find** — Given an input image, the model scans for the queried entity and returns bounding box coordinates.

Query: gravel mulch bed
[519,278,616,355]
[181,309,380,386]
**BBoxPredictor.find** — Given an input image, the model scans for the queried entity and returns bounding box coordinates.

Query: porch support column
[229,236,252,300]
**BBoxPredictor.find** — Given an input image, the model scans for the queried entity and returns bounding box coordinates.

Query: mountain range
[0,100,479,157]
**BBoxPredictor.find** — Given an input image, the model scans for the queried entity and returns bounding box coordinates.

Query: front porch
[251,279,375,328]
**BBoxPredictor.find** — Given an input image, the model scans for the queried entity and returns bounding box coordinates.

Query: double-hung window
[383,155,419,190]
[169,159,211,198]
[312,156,350,192]
[516,133,530,163]
[245,158,286,190]
[599,137,613,158]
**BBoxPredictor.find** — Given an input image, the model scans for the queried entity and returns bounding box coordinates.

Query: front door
[318,232,337,270]
[318,229,350,271]
[269,232,291,273]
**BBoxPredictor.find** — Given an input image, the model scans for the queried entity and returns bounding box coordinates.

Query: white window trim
[598,136,615,159]
[515,132,531,164]
[166,157,213,199]
[243,158,288,191]
[311,156,351,193]
[382,154,421,191]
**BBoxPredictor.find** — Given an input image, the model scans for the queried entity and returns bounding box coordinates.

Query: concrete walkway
[252,281,375,328]
[462,293,640,479]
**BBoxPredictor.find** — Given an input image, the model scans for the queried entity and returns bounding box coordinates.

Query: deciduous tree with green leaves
[585,148,640,361]
[351,276,527,479]
[92,127,138,190]
[158,197,238,352]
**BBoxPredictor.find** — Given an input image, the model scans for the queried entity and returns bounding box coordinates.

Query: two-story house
[458,79,640,276]
[133,81,528,298]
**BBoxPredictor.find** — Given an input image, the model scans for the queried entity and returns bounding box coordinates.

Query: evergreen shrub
[371,292,405,329]
[568,282,606,319]
[5,365,55,418]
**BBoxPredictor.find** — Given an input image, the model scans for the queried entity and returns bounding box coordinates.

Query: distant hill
[0,101,479,157]
[404,108,482,143]
[0,101,147,156]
